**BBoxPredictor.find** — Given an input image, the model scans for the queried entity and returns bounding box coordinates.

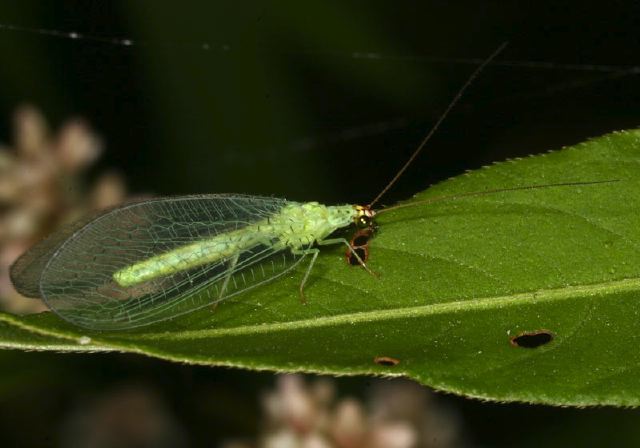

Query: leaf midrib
[0,273,635,344]
[139,276,640,340]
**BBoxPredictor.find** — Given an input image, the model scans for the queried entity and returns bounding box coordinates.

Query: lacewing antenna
[375,179,620,215]
[368,42,509,208]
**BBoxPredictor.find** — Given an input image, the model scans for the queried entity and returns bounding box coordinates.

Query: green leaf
[2,129,639,406]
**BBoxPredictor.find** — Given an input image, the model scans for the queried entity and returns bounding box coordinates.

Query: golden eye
[356,215,373,228]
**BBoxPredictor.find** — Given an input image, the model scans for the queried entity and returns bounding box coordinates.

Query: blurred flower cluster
[0,105,127,313]
[60,384,188,448]
[226,375,466,448]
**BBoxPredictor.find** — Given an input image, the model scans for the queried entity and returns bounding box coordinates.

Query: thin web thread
[2,23,640,74]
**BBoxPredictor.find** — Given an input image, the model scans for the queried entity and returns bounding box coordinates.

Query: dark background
[1,1,640,446]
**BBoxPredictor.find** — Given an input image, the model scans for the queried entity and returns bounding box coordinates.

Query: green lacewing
[9,44,615,330]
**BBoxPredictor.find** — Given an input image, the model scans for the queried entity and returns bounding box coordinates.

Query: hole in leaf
[374,356,400,366]
[510,330,554,348]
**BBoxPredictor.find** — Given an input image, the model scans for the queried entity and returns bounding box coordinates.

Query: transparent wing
[11,194,307,330]
[11,209,108,298]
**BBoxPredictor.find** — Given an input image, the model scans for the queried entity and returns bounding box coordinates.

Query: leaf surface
[2,129,640,406]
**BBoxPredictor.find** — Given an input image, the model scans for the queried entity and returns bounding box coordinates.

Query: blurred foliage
[1,2,640,203]
[3,350,640,447]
